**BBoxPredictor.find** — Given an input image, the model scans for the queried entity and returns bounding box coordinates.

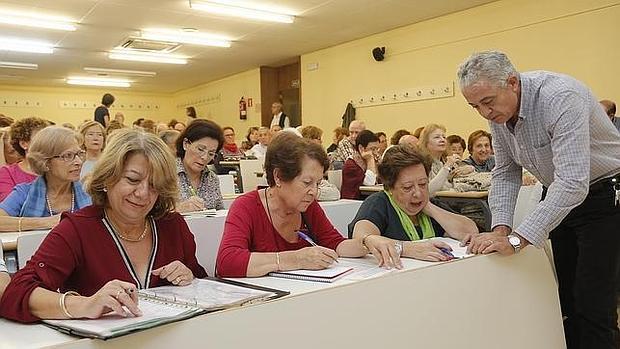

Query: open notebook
[43,278,288,340]
[268,265,353,283]
[181,209,218,218]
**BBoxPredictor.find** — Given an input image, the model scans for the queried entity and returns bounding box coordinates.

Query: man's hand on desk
[466,226,529,255]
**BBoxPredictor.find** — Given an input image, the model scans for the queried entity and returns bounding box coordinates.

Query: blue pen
[439,247,456,259]
[298,231,339,263]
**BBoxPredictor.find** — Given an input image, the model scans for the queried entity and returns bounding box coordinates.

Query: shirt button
[38,262,45,267]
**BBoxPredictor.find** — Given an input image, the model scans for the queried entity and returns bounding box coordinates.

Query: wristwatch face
[508,235,520,246]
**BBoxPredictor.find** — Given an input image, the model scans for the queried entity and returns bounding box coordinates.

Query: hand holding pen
[296,231,339,268]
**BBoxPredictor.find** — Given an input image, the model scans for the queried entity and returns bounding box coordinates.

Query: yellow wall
[0,85,176,127]
[172,68,262,140]
[301,0,620,145]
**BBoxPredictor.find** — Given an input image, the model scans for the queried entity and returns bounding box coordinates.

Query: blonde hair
[417,124,447,161]
[27,126,81,175]
[78,120,106,150]
[84,129,178,218]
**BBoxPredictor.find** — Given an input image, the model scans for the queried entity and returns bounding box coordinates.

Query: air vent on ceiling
[120,38,180,52]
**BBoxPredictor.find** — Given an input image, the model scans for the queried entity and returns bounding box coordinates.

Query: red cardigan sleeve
[340,159,364,199]
[306,201,346,251]
[0,217,82,323]
[216,195,255,278]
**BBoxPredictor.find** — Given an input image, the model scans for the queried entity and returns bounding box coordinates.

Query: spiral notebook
[43,277,288,340]
[268,265,354,283]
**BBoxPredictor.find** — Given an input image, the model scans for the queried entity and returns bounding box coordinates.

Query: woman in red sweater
[340,130,380,199]
[217,132,368,277]
[0,129,206,323]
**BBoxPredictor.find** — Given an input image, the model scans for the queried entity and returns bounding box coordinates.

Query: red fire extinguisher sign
[239,97,247,120]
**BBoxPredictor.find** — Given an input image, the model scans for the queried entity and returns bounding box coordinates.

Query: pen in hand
[297,231,339,264]
[439,247,456,259]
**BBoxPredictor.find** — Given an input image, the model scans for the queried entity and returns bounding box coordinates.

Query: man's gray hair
[457,51,518,89]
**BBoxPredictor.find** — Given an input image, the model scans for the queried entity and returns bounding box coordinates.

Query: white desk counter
[0,318,75,349]
[15,246,564,349]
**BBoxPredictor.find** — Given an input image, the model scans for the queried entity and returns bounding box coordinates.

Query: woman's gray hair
[457,51,518,89]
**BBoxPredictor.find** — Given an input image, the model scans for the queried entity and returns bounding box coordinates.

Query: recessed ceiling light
[0,37,54,54]
[108,50,187,65]
[0,61,38,70]
[141,29,231,47]
[83,67,156,77]
[189,1,295,24]
[0,9,76,31]
[67,76,131,88]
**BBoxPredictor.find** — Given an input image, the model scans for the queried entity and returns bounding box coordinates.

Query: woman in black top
[348,145,478,268]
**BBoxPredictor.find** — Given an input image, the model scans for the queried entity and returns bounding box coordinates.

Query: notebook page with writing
[430,237,474,259]
[139,278,277,310]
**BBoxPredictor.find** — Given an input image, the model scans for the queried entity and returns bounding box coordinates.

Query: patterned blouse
[176,158,224,210]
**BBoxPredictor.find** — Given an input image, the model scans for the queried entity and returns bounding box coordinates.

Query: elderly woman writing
[0,129,206,323]
[0,126,91,232]
[349,145,478,268]
[217,132,367,277]
[175,119,225,212]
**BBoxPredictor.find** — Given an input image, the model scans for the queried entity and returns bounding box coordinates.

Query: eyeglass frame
[47,149,87,163]
[184,139,218,159]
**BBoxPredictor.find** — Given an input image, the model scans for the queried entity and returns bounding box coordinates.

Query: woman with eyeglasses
[0,126,91,232]
[175,119,225,213]
[349,145,478,268]
[216,132,367,277]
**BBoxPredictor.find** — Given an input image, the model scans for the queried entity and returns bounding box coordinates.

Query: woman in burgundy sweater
[0,129,206,323]
[340,130,381,199]
[216,132,367,277]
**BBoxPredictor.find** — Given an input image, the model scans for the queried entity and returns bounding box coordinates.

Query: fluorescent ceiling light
[83,67,156,77]
[141,29,231,47]
[190,1,295,23]
[0,9,76,31]
[0,37,53,54]
[0,61,38,70]
[67,77,131,88]
[108,50,187,65]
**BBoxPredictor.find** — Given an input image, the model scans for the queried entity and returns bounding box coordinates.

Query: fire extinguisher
[239,97,247,120]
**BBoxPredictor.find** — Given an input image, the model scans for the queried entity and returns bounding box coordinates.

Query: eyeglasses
[186,140,217,158]
[50,150,86,162]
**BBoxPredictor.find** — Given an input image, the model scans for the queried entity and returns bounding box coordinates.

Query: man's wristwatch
[507,233,522,253]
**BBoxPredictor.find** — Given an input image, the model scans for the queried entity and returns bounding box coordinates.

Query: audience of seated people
[349,145,478,267]
[175,119,224,212]
[340,130,380,200]
[0,128,206,323]
[216,132,367,277]
[78,121,106,180]
[0,117,49,201]
[0,126,92,232]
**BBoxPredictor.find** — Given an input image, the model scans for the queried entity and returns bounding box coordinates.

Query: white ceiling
[0,0,496,93]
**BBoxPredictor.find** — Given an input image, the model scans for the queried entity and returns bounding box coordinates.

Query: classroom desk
[30,246,564,349]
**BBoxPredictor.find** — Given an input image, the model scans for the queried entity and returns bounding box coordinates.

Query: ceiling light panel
[0,9,77,31]
[0,61,38,70]
[108,50,187,65]
[83,67,156,77]
[0,37,54,54]
[189,1,295,23]
[67,77,131,88]
[141,29,231,48]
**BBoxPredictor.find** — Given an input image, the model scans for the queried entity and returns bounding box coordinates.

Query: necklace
[46,190,75,216]
[105,209,150,242]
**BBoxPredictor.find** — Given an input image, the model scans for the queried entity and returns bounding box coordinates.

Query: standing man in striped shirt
[457,51,620,349]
